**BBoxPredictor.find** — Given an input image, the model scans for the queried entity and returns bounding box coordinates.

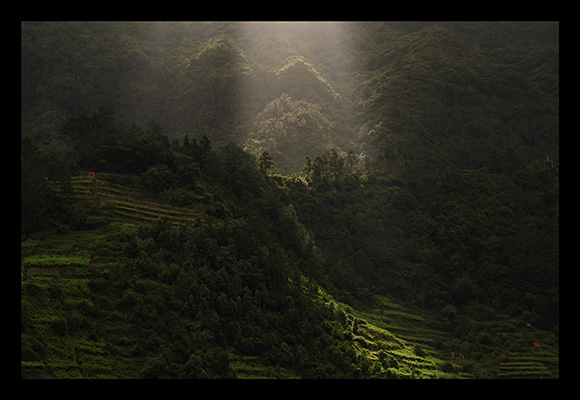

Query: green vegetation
[70,173,201,225]
[21,22,558,379]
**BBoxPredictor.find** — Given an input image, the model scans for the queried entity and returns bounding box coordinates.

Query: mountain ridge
[21,21,558,379]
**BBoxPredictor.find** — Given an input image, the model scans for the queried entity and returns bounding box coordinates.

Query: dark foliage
[21,22,558,379]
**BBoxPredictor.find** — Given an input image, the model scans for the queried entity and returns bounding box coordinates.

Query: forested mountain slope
[356,23,559,172]
[21,21,558,379]
[22,22,558,172]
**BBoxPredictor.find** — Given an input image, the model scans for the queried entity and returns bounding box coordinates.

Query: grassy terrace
[338,294,559,379]
[71,174,201,225]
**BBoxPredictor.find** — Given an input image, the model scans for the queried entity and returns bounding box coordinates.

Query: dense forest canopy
[22,21,558,173]
[21,21,558,379]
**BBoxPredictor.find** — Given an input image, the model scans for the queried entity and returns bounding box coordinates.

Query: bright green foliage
[25,253,90,268]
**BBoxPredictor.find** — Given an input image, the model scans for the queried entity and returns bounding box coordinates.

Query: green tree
[59,107,118,169]
[451,278,478,306]
[258,151,274,174]
[142,164,176,194]
[21,136,72,233]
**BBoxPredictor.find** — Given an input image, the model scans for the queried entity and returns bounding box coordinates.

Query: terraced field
[312,289,460,378]
[488,336,559,379]
[344,297,459,378]
[71,173,201,225]
[22,173,203,281]
[347,295,559,379]
[229,353,299,379]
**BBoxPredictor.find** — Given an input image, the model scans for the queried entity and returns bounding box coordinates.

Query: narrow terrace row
[71,174,201,225]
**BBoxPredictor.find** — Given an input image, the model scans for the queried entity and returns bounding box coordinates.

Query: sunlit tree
[258,151,274,174]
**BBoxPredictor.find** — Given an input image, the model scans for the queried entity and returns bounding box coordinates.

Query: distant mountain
[22,22,558,175]
[355,23,559,172]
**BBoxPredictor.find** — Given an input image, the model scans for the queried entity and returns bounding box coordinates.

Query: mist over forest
[21,21,558,379]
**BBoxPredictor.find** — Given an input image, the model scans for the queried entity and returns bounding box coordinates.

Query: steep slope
[356,23,559,170]
[243,94,336,174]
[22,22,558,169]
[23,162,558,378]
[242,54,358,174]
[274,56,342,105]
[22,169,442,378]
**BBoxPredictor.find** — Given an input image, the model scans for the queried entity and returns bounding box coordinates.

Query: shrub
[414,344,426,357]
[50,317,69,335]
[440,362,456,373]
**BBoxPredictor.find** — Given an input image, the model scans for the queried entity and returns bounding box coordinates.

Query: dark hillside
[356,23,558,172]
[22,22,558,172]
[21,21,558,379]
